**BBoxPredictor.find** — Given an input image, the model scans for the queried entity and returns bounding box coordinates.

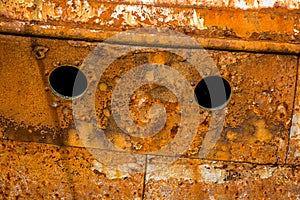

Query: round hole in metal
[49,66,87,99]
[194,76,231,110]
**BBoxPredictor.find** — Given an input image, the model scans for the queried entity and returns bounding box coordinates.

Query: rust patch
[0,139,74,199]
[145,156,300,199]
[60,145,145,199]
[0,139,145,199]
[32,45,49,60]
[0,34,296,165]
[0,1,300,54]
[0,1,299,195]
[0,35,61,144]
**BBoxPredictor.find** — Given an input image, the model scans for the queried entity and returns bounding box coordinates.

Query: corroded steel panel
[0,34,297,165]
[0,139,145,199]
[145,156,300,199]
[0,35,59,144]
[0,0,300,198]
[61,147,145,199]
[0,1,300,53]
[0,140,74,199]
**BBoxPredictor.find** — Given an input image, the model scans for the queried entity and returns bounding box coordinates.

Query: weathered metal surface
[1,0,300,198]
[87,48,296,164]
[0,139,74,199]
[0,1,300,53]
[0,139,145,199]
[145,156,300,199]
[0,34,297,165]
[198,51,297,164]
[62,147,145,199]
[0,35,60,144]
[4,138,300,199]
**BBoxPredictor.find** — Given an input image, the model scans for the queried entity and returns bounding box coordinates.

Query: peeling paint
[290,114,300,139]
[86,0,300,9]
[108,4,208,28]
[199,165,224,183]
[256,166,276,179]
[288,108,300,160]
[147,161,277,184]
[190,10,207,30]
[91,160,132,180]
[1,0,300,44]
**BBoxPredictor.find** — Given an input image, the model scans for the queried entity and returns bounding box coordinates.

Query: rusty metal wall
[1,0,300,199]
[0,0,300,53]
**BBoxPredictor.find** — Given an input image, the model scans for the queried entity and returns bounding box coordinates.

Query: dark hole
[194,76,231,110]
[49,66,87,99]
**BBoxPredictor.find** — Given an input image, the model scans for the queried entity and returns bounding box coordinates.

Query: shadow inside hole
[194,76,231,110]
[49,66,87,99]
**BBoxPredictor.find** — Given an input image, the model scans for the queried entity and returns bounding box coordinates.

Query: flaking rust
[91,0,300,9]
[1,0,300,199]
[0,0,300,54]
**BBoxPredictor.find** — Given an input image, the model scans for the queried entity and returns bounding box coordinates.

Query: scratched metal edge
[0,20,300,54]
